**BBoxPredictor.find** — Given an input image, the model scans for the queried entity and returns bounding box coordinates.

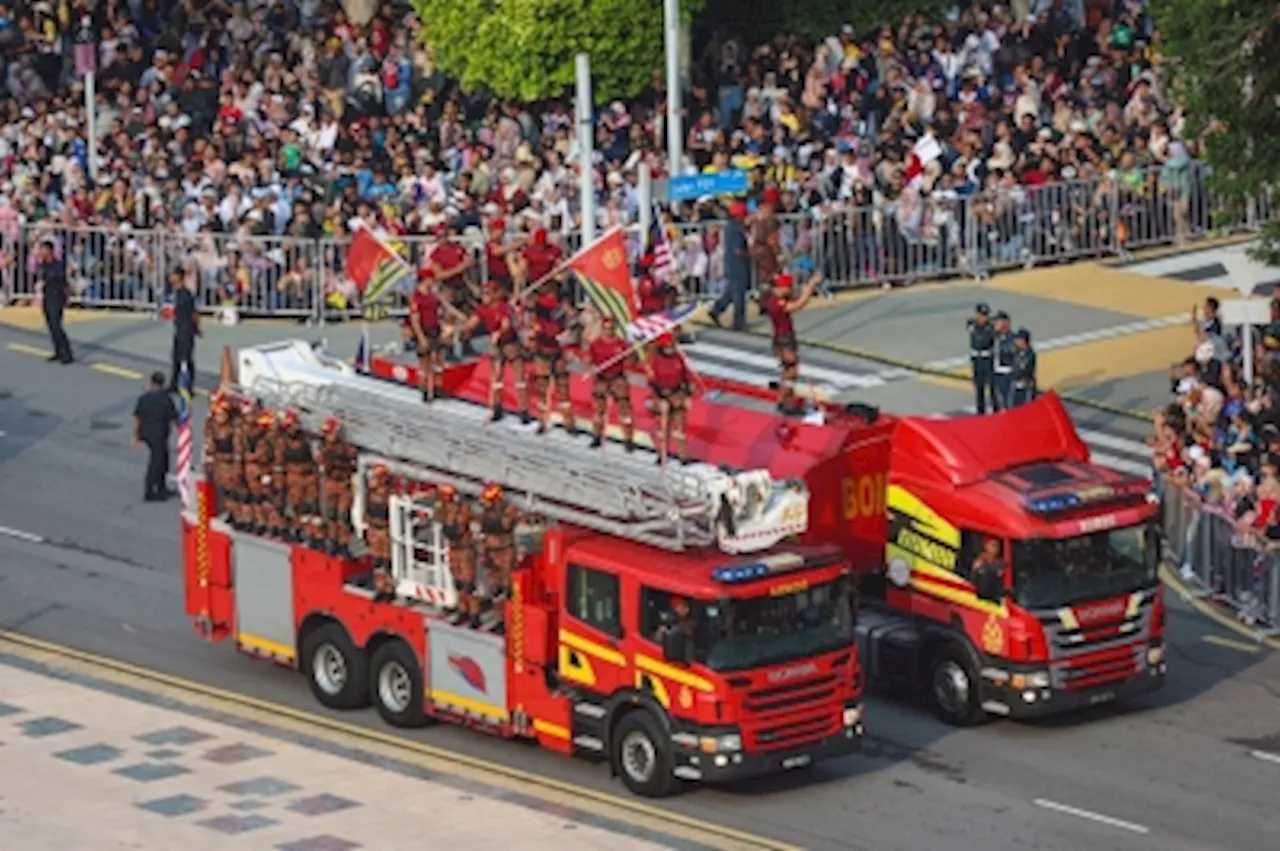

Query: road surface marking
[6,342,51,357]
[1160,565,1280,651]
[90,362,142,380]
[0,525,45,544]
[1251,750,1280,766]
[0,629,799,851]
[1075,427,1151,455]
[1084,451,1151,478]
[1033,799,1150,834]
[1202,634,1261,654]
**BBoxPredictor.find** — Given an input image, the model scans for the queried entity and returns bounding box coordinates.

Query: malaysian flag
[650,215,674,284]
[176,364,194,511]
[625,302,699,346]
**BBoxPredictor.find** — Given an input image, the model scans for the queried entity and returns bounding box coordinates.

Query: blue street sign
[667,170,750,202]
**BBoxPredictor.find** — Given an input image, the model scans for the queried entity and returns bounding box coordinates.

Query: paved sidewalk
[0,659,679,851]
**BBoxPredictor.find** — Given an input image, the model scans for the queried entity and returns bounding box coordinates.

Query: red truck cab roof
[890,393,1156,538]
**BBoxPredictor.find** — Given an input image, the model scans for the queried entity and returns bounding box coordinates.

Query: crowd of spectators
[0,0,1242,313]
[1152,294,1280,625]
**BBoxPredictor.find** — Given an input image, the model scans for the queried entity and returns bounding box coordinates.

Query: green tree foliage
[697,0,947,44]
[1150,0,1280,264]
[410,0,703,103]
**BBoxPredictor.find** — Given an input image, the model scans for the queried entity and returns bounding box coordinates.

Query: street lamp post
[663,0,683,180]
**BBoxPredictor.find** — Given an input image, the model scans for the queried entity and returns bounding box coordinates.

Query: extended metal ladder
[247,375,732,552]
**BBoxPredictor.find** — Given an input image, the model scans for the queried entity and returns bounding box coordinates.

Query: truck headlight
[1146,644,1165,666]
[1026,671,1051,689]
[699,734,741,753]
[843,705,863,727]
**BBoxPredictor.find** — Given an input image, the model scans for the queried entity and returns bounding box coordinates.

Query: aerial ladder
[234,340,811,611]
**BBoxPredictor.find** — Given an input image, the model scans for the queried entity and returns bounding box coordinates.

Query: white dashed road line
[0,525,45,544]
[1033,799,1151,835]
[1251,750,1280,766]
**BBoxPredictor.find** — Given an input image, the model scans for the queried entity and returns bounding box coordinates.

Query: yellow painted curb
[0,629,800,851]
[1158,565,1280,651]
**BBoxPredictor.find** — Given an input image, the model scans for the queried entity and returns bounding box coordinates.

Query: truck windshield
[698,576,854,672]
[1011,524,1155,610]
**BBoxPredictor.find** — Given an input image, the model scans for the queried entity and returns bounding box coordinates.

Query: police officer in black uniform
[967,303,995,414]
[992,310,1015,411]
[37,238,73,363]
[170,269,200,391]
[133,371,178,502]
[1011,329,1038,407]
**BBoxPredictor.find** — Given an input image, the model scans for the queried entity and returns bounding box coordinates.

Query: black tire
[300,623,370,710]
[369,640,429,728]
[612,711,677,798]
[928,645,985,727]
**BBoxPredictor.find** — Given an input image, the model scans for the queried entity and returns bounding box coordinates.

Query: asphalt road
[1,327,1278,851]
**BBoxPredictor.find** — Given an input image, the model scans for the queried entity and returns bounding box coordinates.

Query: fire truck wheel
[301,623,370,710]
[928,646,983,727]
[370,640,428,728]
[612,711,676,798]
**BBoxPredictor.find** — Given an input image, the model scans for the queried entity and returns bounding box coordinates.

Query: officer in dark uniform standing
[37,238,73,363]
[992,310,1015,411]
[170,269,200,391]
[967,303,995,414]
[1011,329,1038,407]
[133,371,178,501]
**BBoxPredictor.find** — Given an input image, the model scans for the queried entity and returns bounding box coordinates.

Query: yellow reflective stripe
[1125,592,1143,619]
[558,644,598,687]
[237,633,295,661]
[634,654,715,693]
[887,485,961,548]
[429,688,509,721]
[558,629,626,666]
[1058,607,1080,630]
[911,576,1007,617]
[635,670,671,709]
[532,719,570,740]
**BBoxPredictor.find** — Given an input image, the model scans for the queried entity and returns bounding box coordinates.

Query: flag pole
[513,224,626,306]
[588,304,702,376]
[359,224,468,323]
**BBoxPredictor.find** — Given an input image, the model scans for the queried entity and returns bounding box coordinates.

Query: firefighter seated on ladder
[280,410,322,546]
[478,481,522,634]
[204,392,240,523]
[434,483,482,627]
[319,417,357,557]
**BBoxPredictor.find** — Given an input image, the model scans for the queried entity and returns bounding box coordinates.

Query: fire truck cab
[183,341,864,798]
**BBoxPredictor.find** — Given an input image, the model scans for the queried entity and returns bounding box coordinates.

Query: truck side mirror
[662,628,688,664]
[974,565,1005,603]
[1144,523,1162,572]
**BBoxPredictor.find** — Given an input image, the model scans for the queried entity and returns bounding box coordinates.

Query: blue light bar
[712,553,807,584]
[1027,494,1083,515]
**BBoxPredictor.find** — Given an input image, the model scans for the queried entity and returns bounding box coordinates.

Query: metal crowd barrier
[1157,473,1280,638]
[0,162,1273,322]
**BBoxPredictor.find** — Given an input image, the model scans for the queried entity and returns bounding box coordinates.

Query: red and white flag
[903,135,942,192]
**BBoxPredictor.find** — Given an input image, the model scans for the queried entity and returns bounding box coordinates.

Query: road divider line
[0,629,800,851]
[1202,634,1261,654]
[0,525,45,544]
[1033,799,1150,834]
[7,341,51,357]
[90,362,143,380]
[1251,750,1280,766]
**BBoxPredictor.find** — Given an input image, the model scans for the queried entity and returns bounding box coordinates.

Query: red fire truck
[183,342,865,798]
[362,342,1166,727]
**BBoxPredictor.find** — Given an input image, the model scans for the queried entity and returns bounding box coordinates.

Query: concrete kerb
[703,320,1156,423]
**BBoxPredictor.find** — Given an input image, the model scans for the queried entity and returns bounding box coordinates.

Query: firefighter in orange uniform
[528,286,574,435]
[461,280,528,422]
[646,333,693,466]
[477,482,522,634]
[584,314,635,451]
[761,271,821,415]
[263,411,289,538]
[204,393,238,521]
[409,268,445,403]
[434,483,479,625]
[243,409,277,536]
[365,464,392,574]
[230,397,257,530]
[280,410,320,544]
[319,417,358,556]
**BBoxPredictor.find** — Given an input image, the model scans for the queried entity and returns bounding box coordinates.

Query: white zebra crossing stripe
[689,341,888,389]
[1088,451,1152,479]
[1074,427,1151,457]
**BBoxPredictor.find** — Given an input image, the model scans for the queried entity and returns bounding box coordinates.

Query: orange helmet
[773,272,794,291]
[437,483,457,501]
[239,397,257,415]
[370,464,388,480]
[280,410,300,429]
[322,416,341,435]
[256,411,276,428]
[480,481,503,503]
[213,399,230,417]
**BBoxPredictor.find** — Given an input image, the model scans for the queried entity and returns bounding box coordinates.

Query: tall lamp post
[663,0,683,180]
[73,16,98,184]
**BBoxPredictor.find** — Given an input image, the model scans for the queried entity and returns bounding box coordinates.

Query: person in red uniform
[484,217,520,294]
[461,281,529,422]
[636,254,668,317]
[518,228,564,294]
[527,286,574,435]
[646,333,693,466]
[409,268,445,403]
[762,271,822,415]
[584,314,635,451]
[429,222,475,323]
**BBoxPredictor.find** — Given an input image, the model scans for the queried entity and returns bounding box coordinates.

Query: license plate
[782,754,812,770]
[1089,691,1115,705]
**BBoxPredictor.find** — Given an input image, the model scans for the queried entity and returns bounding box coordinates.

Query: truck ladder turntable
[237,340,811,559]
